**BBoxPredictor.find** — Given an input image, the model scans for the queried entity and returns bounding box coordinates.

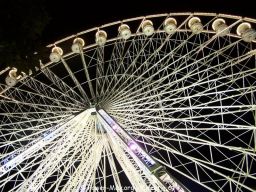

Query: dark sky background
[1,0,256,72]
[42,0,256,44]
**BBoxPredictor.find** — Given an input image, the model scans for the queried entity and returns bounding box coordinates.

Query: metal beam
[96,108,188,192]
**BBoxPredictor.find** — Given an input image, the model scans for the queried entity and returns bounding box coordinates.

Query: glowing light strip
[98,109,156,168]
[97,109,187,192]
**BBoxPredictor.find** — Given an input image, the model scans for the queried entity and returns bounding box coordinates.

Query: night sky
[1,0,256,72]
[42,0,256,44]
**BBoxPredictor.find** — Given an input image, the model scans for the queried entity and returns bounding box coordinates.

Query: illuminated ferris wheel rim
[46,12,256,45]
[1,12,256,80]
[46,12,256,65]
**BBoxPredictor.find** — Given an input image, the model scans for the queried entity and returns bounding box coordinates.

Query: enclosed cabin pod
[5,68,22,86]
[35,66,40,71]
[164,18,177,34]
[118,24,132,40]
[188,17,203,34]
[212,18,230,36]
[95,30,107,46]
[20,71,27,78]
[49,47,63,63]
[28,69,33,76]
[142,20,154,36]
[71,37,85,53]
[236,22,256,42]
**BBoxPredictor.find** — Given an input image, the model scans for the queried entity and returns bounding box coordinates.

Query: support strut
[96,108,188,192]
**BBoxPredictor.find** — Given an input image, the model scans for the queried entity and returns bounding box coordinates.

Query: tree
[0,0,50,74]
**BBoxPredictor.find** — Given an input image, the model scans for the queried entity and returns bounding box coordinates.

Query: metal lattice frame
[0,12,256,192]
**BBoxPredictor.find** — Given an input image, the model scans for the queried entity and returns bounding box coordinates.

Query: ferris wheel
[0,12,256,192]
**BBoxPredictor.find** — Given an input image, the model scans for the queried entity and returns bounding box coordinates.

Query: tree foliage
[0,0,50,73]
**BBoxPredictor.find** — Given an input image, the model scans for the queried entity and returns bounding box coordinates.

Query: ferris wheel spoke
[15,112,92,191]
[102,34,178,104]
[136,134,256,191]
[156,157,217,192]
[0,97,79,114]
[0,112,88,179]
[108,86,256,113]
[61,152,95,191]
[99,40,128,98]
[0,153,43,190]
[111,113,255,155]
[49,136,95,191]
[2,83,80,109]
[105,31,242,105]
[37,124,95,191]
[110,102,254,127]
[138,114,254,152]
[42,67,86,104]
[35,138,96,190]
[110,60,256,111]
[102,15,196,103]
[0,110,73,125]
[0,116,72,145]
[135,129,256,163]
[110,110,255,131]
[102,36,159,103]
[110,105,255,112]
[108,40,251,107]
[20,76,85,108]
[103,142,124,192]
[85,143,106,192]
[0,115,64,128]
[0,91,80,114]
[0,127,80,184]
[132,134,223,191]
[167,63,256,106]
[60,137,103,191]
[113,91,255,124]
[110,107,255,132]
[96,46,108,100]
[79,47,96,100]
[0,117,70,148]
[128,107,252,124]
[114,43,250,106]
[60,58,91,105]
[169,84,255,113]
[108,136,155,191]
[135,124,256,179]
